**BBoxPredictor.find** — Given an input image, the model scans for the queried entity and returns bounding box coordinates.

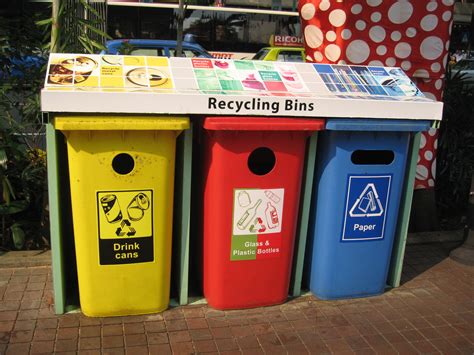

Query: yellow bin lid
[53,116,189,131]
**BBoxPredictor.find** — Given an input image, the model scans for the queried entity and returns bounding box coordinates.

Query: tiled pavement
[0,242,472,354]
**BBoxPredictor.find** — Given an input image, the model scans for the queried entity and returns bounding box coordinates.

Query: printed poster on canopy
[231,188,284,261]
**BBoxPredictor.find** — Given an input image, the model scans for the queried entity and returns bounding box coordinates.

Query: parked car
[101,39,213,58]
[252,46,305,63]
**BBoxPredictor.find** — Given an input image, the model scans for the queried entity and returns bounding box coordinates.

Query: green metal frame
[289,132,318,297]
[46,123,66,314]
[387,132,422,287]
[172,125,193,305]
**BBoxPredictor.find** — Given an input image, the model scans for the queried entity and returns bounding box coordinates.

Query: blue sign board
[342,175,391,241]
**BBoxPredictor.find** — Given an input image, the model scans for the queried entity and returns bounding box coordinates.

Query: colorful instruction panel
[46,54,174,89]
[342,175,391,241]
[191,58,308,93]
[314,64,423,97]
[231,188,284,261]
[97,190,154,264]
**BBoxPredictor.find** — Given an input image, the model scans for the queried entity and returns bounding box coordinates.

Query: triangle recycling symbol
[349,183,384,217]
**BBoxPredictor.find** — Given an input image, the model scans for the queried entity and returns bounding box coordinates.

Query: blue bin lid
[325,119,431,132]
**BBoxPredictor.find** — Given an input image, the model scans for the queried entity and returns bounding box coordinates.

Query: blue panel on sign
[342,175,391,241]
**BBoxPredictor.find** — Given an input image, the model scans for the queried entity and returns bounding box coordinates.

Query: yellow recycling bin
[54,116,189,317]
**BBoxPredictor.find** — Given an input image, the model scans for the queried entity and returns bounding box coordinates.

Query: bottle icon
[265,202,279,229]
[264,190,280,204]
[237,199,262,230]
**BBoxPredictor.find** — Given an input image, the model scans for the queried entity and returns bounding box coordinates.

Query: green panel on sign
[194,69,217,78]
[216,70,238,80]
[220,80,243,91]
[235,61,256,70]
[259,71,281,82]
[255,62,275,71]
[197,78,221,90]
[231,235,257,261]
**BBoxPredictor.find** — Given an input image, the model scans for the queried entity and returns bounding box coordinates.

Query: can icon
[100,194,123,223]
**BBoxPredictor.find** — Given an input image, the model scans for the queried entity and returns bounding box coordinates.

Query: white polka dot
[329,9,346,27]
[443,53,448,67]
[371,12,382,23]
[385,57,396,66]
[421,14,438,32]
[376,45,387,55]
[442,11,452,21]
[416,165,429,181]
[428,128,437,137]
[426,2,437,12]
[355,20,366,31]
[346,40,370,64]
[417,156,421,163]
[367,0,382,7]
[406,27,417,38]
[369,26,386,43]
[424,92,436,100]
[395,42,411,59]
[420,134,426,148]
[431,62,441,73]
[391,31,402,42]
[306,55,314,62]
[433,138,438,149]
[442,0,454,5]
[449,21,453,35]
[351,4,362,15]
[326,31,337,42]
[342,29,352,40]
[420,36,444,60]
[431,158,437,178]
[319,0,330,11]
[314,52,323,62]
[435,79,443,90]
[413,69,430,78]
[401,61,411,70]
[325,44,341,62]
[424,150,433,161]
[368,60,384,66]
[338,60,347,65]
[304,25,324,49]
[388,1,413,24]
[428,179,435,187]
[445,41,450,50]
[301,3,316,20]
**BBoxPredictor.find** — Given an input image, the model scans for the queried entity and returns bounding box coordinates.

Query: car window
[277,50,304,62]
[130,48,164,56]
[253,49,270,60]
[169,48,202,58]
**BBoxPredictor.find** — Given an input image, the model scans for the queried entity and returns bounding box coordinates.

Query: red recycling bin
[203,117,325,309]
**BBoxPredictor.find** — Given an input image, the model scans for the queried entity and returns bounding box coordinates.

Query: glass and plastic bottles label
[231,188,284,261]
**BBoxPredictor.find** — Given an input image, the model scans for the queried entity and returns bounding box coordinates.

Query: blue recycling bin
[307,119,431,300]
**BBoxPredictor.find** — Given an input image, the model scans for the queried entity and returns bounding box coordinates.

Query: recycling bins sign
[97,189,154,264]
[342,175,391,241]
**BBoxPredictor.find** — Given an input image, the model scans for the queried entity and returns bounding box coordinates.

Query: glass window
[130,48,164,56]
[277,50,303,62]
[169,48,202,57]
[253,49,270,60]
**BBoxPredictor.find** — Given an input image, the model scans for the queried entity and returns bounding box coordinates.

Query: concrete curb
[0,250,51,268]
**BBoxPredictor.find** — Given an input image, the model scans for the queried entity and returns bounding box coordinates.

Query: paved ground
[0,242,472,354]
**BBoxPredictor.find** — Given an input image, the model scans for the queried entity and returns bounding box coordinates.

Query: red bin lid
[203,117,325,131]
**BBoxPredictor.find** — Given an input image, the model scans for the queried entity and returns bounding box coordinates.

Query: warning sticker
[97,190,154,265]
[231,188,284,261]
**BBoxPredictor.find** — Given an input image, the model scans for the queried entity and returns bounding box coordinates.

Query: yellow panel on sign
[55,115,189,317]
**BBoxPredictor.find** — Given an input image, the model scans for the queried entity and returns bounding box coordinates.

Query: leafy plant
[436,65,474,227]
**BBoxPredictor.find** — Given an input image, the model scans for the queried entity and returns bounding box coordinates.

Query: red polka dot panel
[299,0,454,189]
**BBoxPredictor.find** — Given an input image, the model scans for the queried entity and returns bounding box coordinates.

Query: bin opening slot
[112,153,135,175]
[248,147,276,176]
[351,150,394,165]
